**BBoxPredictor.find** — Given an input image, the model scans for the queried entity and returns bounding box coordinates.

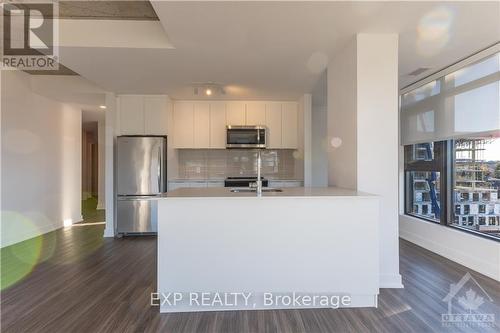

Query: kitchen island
[157,187,380,313]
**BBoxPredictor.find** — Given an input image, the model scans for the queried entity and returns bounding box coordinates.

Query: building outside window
[452,138,500,237]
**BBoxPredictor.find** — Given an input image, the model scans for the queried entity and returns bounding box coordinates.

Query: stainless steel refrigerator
[116,136,167,234]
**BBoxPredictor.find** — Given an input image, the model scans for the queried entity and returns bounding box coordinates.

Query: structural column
[327,33,402,288]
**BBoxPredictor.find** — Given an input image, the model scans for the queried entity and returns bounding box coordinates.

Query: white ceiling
[58,1,500,100]
[29,75,106,112]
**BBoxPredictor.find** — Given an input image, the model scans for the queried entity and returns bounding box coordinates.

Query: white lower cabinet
[168,180,224,191]
[207,180,224,187]
[269,180,303,188]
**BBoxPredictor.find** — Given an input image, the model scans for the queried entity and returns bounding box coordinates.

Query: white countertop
[162,186,376,198]
[168,178,303,182]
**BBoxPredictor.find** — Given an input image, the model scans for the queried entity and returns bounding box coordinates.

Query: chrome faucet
[256,150,262,196]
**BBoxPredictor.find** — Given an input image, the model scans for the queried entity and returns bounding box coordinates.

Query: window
[404,138,500,240]
[451,138,500,238]
[404,142,447,224]
[402,48,499,241]
[407,171,441,222]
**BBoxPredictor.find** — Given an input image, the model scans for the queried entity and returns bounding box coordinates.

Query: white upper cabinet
[118,95,168,136]
[265,102,282,149]
[210,101,227,148]
[119,95,144,135]
[226,101,246,125]
[173,102,194,148]
[245,102,266,126]
[281,102,298,149]
[144,96,168,135]
[171,100,300,149]
[193,102,210,148]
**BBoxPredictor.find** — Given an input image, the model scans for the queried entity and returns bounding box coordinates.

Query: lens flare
[1,211,43,290]
[293,150,303,160]
[417,7,454,57]
[330,137,343,148]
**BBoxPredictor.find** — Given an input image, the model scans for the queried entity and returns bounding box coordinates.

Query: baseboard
[379,274,404,289]
[1,223,60,248]
[400,216,500,281]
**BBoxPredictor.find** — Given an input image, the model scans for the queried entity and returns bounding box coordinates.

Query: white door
[119,95,144,135]
[245,102,266,125]
[173,102,194,148]
[210,101,227,148]
[226,101,246,125]
[194,102,210,148]
[265,102,282,148]
[282,102,298,149]
[144,96,168,135]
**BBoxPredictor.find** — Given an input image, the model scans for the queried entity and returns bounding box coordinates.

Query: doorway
[81,112,106,224]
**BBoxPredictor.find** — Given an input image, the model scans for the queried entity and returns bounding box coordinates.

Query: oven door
[226,126,266,148]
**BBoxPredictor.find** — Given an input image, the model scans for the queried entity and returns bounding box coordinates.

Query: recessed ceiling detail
[59,1,159,21]
[407,67,431,76]
[56,1,499,98]
[24,63,79,76]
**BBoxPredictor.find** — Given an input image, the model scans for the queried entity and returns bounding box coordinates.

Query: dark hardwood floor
[1,224,499,332]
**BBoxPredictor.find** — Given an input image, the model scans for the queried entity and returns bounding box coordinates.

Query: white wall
[327,34,402,288]
[297,94,311,185]
[97,119,105,209]
[311,71,328,187]
[1,70,82,247]
[327,38,358,189]
[104,93,116,237]
[165,96,178,181]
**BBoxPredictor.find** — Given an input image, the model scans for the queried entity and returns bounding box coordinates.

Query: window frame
[404,140,500,242]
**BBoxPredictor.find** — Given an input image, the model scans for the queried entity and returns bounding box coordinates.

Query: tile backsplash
[177,149,302,180]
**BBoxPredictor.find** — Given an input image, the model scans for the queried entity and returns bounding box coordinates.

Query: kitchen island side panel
[158,196,379,312]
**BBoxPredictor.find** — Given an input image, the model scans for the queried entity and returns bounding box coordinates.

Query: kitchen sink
[230,188,283,193]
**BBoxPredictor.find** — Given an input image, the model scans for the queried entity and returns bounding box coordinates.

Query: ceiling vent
[407,67,431,76]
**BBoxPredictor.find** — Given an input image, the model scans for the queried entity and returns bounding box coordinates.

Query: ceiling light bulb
[99,105,107,109]
[205,88,212,96]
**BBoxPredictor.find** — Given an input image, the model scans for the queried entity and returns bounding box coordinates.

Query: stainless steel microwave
[226,125,266,149]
